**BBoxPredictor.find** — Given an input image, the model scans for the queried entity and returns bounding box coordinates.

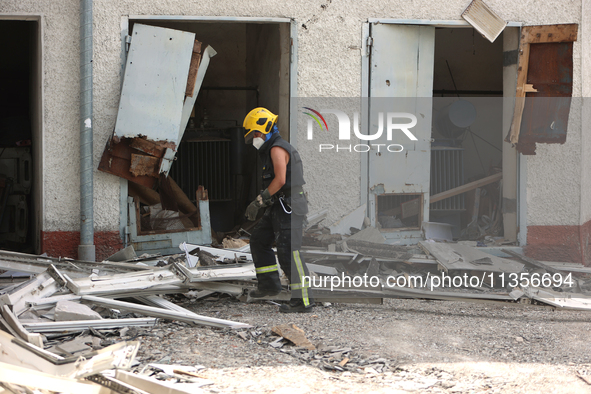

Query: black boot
[279,298,314,313]
[249,287,281,298]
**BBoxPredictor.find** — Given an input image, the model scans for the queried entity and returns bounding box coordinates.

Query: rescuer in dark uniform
[243,107,313,313]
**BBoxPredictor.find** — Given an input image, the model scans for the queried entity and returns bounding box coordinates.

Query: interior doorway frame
[361,19,527,245]
[118,16,298,244]
[0,14,44,254]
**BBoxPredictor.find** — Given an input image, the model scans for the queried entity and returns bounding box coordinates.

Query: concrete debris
[232,326,397,374]
[55,300,102,321]
[2,226,591,393]
[346,226,386,244]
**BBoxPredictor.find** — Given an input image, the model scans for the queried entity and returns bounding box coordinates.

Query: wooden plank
[522,24,578,44]
[524,84,537,92]
[508,42,530,143]
[185,40,203,97]
[430,172,502,204]
[169,177,200,227]
[128,181,160,206]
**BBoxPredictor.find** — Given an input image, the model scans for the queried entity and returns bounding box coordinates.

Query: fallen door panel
[115,24,194,142]
[99,24,216,184]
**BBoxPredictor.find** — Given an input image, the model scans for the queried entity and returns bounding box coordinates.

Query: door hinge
[125,35,132,52]
[366,36,373,56]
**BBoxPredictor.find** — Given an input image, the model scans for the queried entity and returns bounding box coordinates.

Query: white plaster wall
[0,0,585,231]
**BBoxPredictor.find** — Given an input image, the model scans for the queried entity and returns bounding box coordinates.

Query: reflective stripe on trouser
[250,207,283,293]
[290,250,310,307]
[255,264,279,274]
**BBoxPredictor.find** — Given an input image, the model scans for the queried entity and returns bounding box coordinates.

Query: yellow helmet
[243,107,278,141]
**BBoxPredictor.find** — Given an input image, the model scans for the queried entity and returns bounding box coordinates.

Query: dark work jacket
[259,132,305,192]
[258,132,307,215]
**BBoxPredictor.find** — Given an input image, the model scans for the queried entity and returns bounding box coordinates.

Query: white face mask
[252,137,265,150]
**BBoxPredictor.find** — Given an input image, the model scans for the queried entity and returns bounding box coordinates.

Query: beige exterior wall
[0,0,585,234]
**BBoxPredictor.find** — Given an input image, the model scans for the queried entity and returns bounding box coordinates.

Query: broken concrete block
[55,301,102,321]
[272,323,315,350]
[55,336,92,355]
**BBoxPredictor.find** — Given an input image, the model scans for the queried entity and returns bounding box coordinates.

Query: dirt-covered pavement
[130,295,591,393]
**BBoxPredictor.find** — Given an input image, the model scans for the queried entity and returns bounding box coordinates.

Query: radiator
[430,147,465,210]
[170,139,232,202]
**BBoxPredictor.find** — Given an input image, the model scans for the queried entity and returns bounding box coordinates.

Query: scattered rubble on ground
[1,212,591,392]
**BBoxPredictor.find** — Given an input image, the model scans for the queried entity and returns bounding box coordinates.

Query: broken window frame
[506,24,578,153]
[376,193,424,231]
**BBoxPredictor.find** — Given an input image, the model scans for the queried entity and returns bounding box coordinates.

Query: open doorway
[0,19,41,254]
[122,18,292,247]
[365,23,508,243]
[430,27,504,240]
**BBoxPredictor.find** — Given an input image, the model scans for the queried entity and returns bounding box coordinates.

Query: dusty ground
[128,295,591,393]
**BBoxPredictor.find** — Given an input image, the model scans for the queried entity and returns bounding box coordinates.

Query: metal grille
[430,147,465,210]
[170,139,232,202]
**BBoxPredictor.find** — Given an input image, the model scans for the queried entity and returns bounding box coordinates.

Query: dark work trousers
[249,200,312,306]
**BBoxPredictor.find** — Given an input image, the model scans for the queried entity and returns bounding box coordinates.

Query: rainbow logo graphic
[303,107,328,131]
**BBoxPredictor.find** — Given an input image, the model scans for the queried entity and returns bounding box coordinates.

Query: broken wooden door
[506,24,577,155]
[368,24,435,242]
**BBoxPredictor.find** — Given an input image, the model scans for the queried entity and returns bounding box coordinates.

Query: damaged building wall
[523,14,589,263]
[0,0,586,260]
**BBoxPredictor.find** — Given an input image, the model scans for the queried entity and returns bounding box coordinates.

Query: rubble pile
[1,218,591,392]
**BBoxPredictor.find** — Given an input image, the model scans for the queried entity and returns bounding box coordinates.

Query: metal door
[368,24,435,242]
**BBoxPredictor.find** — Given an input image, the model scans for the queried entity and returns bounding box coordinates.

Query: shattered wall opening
[0,19,41,255]
[96,18,294,255]
[118,19,292,247]
[430,27,504,240]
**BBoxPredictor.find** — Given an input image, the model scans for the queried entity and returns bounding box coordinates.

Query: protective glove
[260,189,273,206]
[245,189,273,221]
